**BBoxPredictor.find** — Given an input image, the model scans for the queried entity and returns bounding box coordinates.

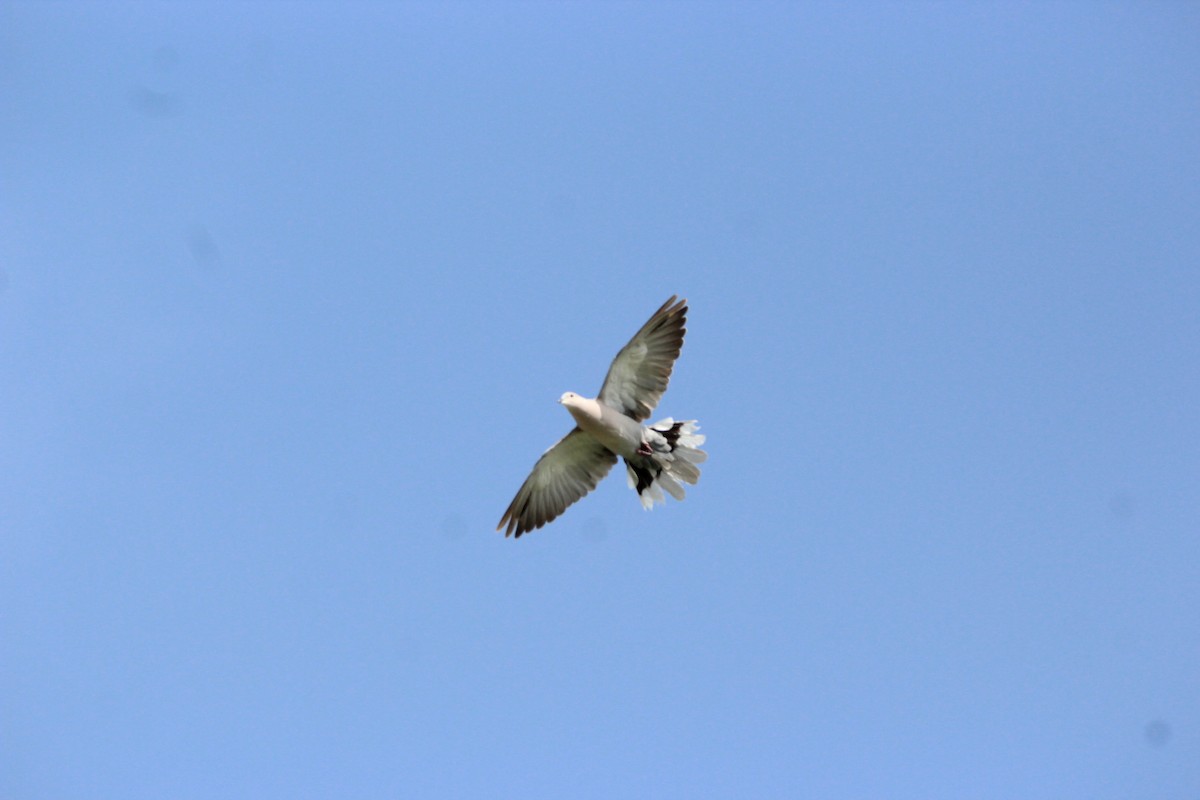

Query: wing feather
[497,428,617,537]
[597,296,687,421]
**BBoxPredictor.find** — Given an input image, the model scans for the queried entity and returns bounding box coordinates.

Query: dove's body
[498,296,706,537]
[559,393,642,458]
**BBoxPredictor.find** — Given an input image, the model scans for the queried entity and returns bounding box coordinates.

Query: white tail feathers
[624,419,707,510]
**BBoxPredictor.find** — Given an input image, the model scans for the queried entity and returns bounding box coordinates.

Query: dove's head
[559,392,601,425]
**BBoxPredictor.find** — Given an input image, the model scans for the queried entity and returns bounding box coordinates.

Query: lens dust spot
[1108,492,1136,519]
[188,225,221,268]
[581,516,608,543]
[440,515,467,541]
[130,85,178,118]
[1144,719,1171,747]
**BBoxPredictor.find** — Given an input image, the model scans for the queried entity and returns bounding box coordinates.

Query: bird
[497,296,706,538]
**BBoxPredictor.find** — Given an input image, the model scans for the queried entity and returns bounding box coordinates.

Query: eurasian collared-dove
[498,296,706,537]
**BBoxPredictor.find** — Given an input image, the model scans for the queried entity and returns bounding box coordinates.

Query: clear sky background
[2,3,1198,798]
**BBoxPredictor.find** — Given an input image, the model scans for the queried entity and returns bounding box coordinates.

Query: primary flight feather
[497,296,707,538]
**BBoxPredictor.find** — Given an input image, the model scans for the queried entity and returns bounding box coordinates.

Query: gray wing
[497,428,618,538]
[597,296,687,422]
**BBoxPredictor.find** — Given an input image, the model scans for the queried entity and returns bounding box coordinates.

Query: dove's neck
[563,394,643,456]
[562,394,603,426]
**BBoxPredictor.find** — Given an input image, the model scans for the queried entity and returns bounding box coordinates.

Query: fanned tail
[624,419,707,510]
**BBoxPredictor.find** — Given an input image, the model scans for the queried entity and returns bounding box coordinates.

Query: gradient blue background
[2,3,1198,797]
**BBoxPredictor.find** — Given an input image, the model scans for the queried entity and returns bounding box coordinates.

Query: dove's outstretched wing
[497,429,618,538]
[597,296,687,422]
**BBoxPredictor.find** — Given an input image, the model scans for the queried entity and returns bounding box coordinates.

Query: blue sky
[2,3,1198,797]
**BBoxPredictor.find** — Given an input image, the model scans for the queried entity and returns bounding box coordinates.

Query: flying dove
[498,296,707,537]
